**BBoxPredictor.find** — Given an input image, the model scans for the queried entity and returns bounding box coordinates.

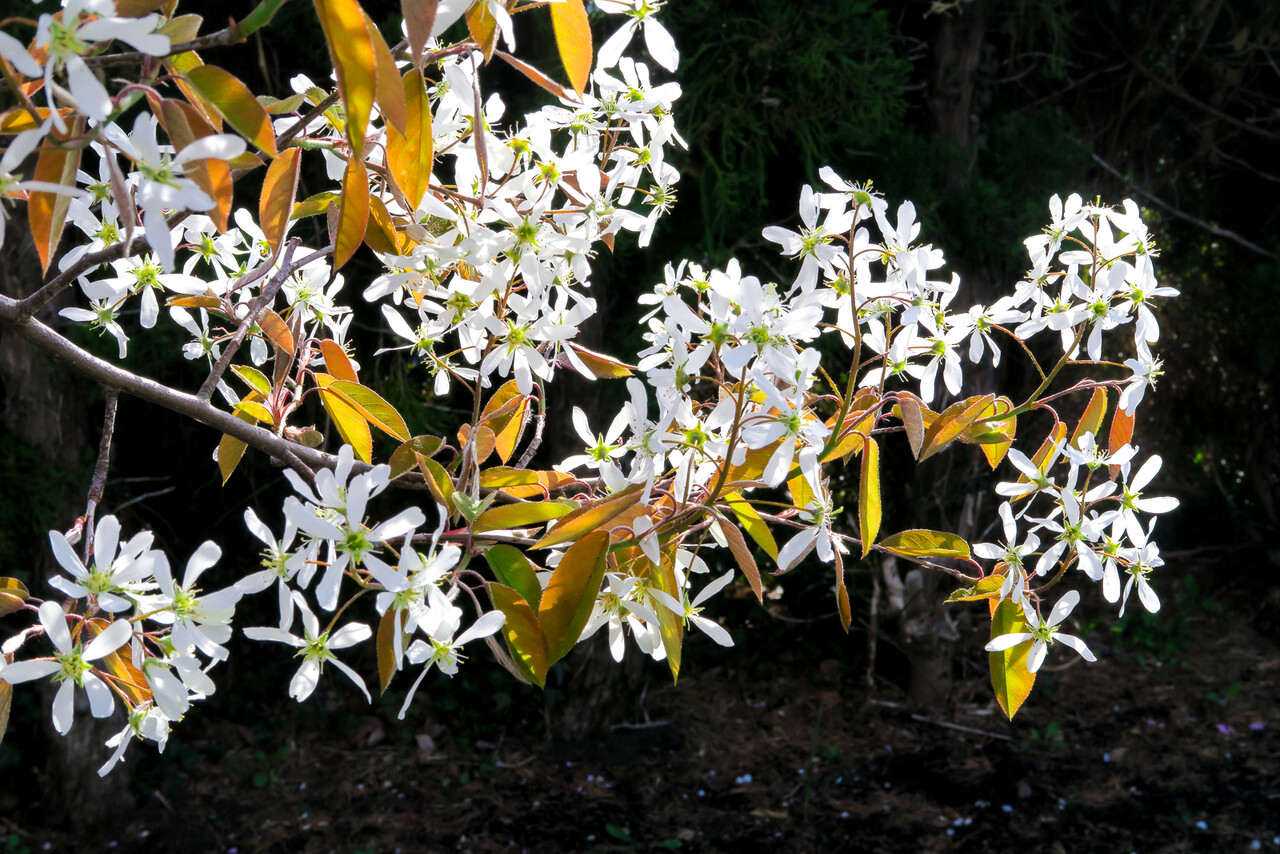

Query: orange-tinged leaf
[479,382,528,464]
[496,50,573,101]
[319,339,359,382]
[389,435,443,478]
[569,343,635,378]
[479,467,538,489]
[549,0,592,96]
[401,0,439,69]
[990,598,1036,719]
[158,99,233,231]
[879,529,971,560]
[186,65,277,157]
[1022,423,1068,483]
[898,392,926,458]
[386,68,434,210]
[539,530,610,666]
[334,157,370,269]
[316,380,372,463]
[489,582,547,687]
[859,436,881,558]
[465,0,498,60]
[474,501,574,533]
[787,470,815,510]
[1108,405,1135,480]
[259,147,301,254]
[920,394,996,461]
[457,423,496,465]
[163,51,222,131]
[946,573,1005,604]
[723,493,778,560]
[1071,387,1109,448]
[490,470,578,500]
[484,545,542,608]
[29,130,82,274]
[717,516,762,603]
[651,547,683,680]
[257,308,295,355]
[0,577,29,619]
[314,0,377,154]
[0,107,72,133]
[363,8,408,134]
[532,483,643,549]
[821,405,878,464]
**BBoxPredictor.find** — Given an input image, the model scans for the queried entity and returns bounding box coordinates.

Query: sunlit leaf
[0,577,30,619]
[496,50,573,101]
[1108,405,1135,480]
[489,582,547,687]
[919,394,996,461]
[723,493,778,560]
[651,547,683,681]
[417,454,454,512]
[186,65,277,157]
[385,68,434,210]
[240,0,290,35]
[159,98,233,230]
[159,13,203,44]
[0,680,10,747]
[333,156,370,269]
[859,436,881,558]
[898,392,926,459]
[569,343,634,378]
[257,308,295,356]
[474,501,574,534]
[259,146,301,254]
[217,399,261,484]
[1022,422,1068,483]
[233,399,275,425]
[990,598,1036,720]
[465,0,498,60]
[324,379,410,442]
[479,381,528,464]
[401,0,439,69]
[29,126,82,274]
[314,0,377,154]
[1071,386,1109,448]
[549,0,592,96]
[319,339,359,382]
[365,194,402,255]
[834,549,851,632]
[878,529,971,560]
[291,191,339,220]
[539,530,609,666]
[376,609,403,693]
[531,483,643,549]
[315,375,372,463]
[945,573,1004,604]
[489,470,579,500]
[484,545,542,608]
[716,516,761,603]
[360,8,407,134]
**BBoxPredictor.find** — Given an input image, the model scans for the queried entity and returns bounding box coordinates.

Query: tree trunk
[0,210,136,825]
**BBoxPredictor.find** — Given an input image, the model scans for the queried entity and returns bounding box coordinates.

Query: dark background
[2,0,1278,849]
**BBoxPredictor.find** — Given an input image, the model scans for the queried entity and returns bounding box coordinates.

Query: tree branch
[1091,153,1279,260]
[82,389,119,562]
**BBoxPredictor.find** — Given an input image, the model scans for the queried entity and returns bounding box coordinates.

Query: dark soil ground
[4,558,1280,854]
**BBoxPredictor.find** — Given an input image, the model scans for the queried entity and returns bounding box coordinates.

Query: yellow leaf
[479,381,528,464]
[417,454,455,512]
[651,547,683,680]
[0,678,13,746]
[386,68,434,211]
[569,343,635,378]
[366,194,403,255]
[879,529,971,560]
[549,0,592,96]
[320,377,410,442]
[158,98,233,231]
[1071,386,1109,449]
[465,0,498,60]
[259,147,302,254]
[334,157,370,269]
[314,0,377,155]
[539,531,610,666]
[316,379,372,463]
[834,549,851,632]
[29,127,82,274]
[723,493,778,560]
[186,65,278,157]
[859,436,881,558]
[474,501,574,533]
[217,401,261,484]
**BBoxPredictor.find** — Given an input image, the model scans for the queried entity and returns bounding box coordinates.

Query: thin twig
[82,25,249,69]
[1091,153,1278,260]
[82,389,119,562]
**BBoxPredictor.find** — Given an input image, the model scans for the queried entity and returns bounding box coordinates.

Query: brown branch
[81,25,249,69]
[1129,56,1280,142]
[82,389,119,562]
[1091,153,1279,260]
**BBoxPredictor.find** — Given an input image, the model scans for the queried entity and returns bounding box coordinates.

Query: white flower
[985,590,1096,673]
[47,514,155,612]
[398,591,506,719]
[1,601,132,735]
[244,592,372,703]
[596,0,679,72]
[148,542,242,661]
[649,570,735,647]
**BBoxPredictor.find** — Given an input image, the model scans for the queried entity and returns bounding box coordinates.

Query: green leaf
[389,435,442,479]
[233,399,275,425]
[651,547,684,681]
[417,454,455,513]
[859,436,881,558]
[489,582,547,687]
[231,365,271,397]
[240,0,290,35]
[478,467,540,489]
[878,529,971,560]
[946,573,1004,604]
[186,65,278,157]
[990,598,1036,720]
[484,545,542,609]
[531,484,642,549]
[539,531,610,667]
[474,501,574,534]
[723,493,778,560]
